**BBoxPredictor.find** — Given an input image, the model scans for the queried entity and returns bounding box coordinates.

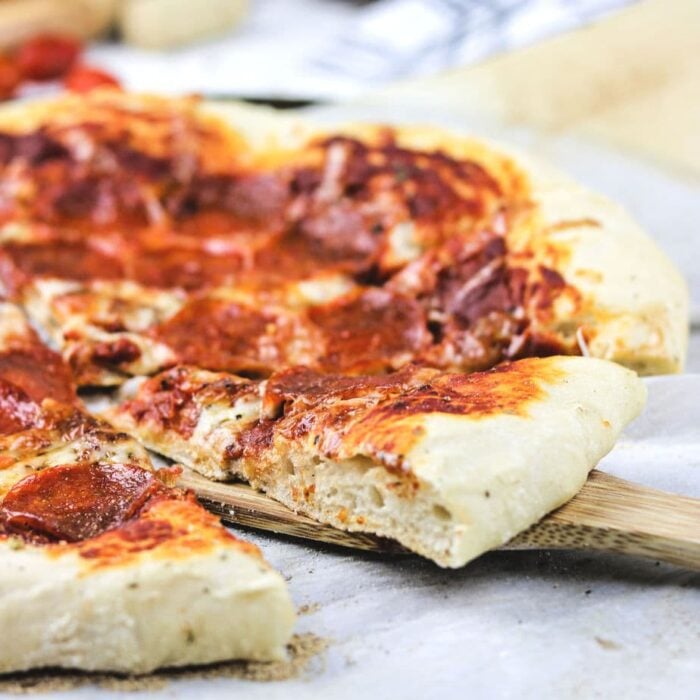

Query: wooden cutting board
[178,469,700,570]
[0,0,117,49]
[372,0,700,178]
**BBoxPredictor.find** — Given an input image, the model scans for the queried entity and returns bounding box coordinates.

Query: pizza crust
[505,148,689,375]
[0,509,295,674]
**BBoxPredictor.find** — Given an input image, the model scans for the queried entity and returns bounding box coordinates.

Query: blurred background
[0,0,695,179]
[86,0,636,102]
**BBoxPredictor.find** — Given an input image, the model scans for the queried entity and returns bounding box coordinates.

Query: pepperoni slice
[220,173,288,223]
[0,463,160,542]
[151,298,293,375]
[435,233,512,326]
[309,289,431,374]
[0,346,76,405]
[0,131,69,166]
[166,173,288,224]
[131,245,242,290]
[0,240,125,292]
[261,364,424,419]
[0,378,40,435]
[110,144,171,181]
[298,202,379,263]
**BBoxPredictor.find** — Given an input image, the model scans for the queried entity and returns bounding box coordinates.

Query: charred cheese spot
[75,517,178,562]
[259,359,564,472]
[334,359,564,469]
[371,358,564,422]
[262,363,429,417]
[234,419,275,460]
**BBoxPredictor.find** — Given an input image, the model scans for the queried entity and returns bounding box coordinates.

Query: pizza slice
[0,303,295,674]
[105,356,646,568]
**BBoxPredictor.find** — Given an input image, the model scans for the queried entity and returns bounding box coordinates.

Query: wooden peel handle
[506,470,700,570]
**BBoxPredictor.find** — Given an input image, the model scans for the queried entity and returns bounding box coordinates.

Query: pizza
[0,303,295,674]
[0,90,683,674]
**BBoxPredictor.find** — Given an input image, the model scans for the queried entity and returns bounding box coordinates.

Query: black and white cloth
[89,0,636,100]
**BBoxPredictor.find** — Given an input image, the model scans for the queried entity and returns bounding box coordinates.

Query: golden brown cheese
[264,360,564,470]
[116,359,565,478]
[121,366,255,439]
